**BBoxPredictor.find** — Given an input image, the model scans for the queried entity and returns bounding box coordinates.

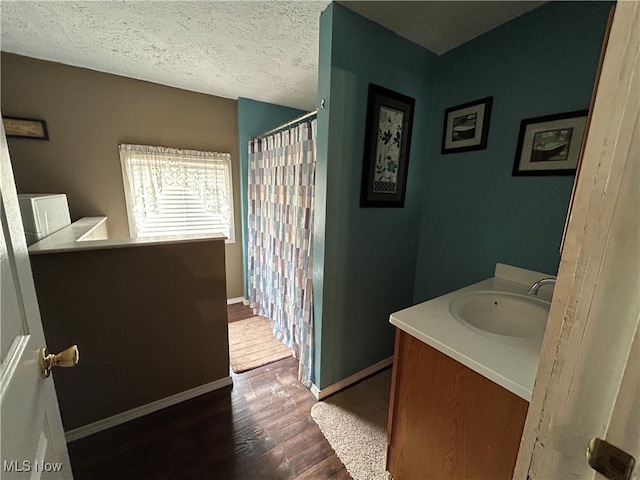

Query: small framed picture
[513,110,588,176]
[441,96,492,154]
[360,84,415,208]
[2,116,49,140]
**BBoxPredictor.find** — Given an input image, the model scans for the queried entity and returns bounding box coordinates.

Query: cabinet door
[387,329,528,480]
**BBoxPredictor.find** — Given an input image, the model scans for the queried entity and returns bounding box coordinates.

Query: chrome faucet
[528,277,557,295]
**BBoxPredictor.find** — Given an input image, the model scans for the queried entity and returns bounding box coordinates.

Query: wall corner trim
[227,297,249,305]
[64,376,233,443]
[310,356,393,400]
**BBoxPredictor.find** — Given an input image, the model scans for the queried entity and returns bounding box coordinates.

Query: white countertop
[28,216,227,254]
[390,264,554,401]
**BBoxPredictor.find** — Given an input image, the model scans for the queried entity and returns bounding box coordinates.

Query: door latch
[587,437,635,480]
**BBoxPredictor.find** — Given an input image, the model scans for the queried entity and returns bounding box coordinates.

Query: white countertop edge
[390,316,533,400]
[29,217,226,254]
[390,271,555,402]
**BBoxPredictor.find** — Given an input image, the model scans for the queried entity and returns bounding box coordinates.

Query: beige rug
[311,368,392,480]
[228,316,292,373]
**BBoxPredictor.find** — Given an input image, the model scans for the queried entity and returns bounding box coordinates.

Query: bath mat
[311,368,392,480]
[228,316,292,373]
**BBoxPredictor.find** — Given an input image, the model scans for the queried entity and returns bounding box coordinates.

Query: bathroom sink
[449,291,550,338]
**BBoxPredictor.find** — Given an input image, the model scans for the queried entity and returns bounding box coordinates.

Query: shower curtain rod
[255,99,325,139]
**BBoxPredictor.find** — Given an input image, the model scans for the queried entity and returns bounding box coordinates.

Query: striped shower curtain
[247,119,316,387]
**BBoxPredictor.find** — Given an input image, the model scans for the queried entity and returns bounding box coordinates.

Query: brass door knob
[39,345,79,378]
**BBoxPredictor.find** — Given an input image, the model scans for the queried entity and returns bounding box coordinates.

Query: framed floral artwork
[512,110,588,176]
[360,84,415,208]
[441,96,492,154]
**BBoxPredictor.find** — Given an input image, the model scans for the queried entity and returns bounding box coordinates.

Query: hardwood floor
[67,304,349,480]
[227,302,255,323]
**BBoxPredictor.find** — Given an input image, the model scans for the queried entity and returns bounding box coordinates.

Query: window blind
[119,144,234,241]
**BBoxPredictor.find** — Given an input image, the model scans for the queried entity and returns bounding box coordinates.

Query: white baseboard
[310,356,393,400]
[65,376,233,443]
[227,297,248,305]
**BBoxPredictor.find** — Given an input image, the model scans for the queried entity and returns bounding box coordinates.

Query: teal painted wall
[314,4,438,388]
[237,98,305,298]
[242,1,610,390]
[313,4,333,389]
[413,1,612,303]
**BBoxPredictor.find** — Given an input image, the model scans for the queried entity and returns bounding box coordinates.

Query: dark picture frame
[360,84,415,208]
[2,116,49,140]
[441,96,492,154]
[512,110,588,176]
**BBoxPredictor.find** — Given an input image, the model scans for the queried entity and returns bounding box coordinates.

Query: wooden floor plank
[295,454,350,480]
[67,304,349,479]
[227,302,255,323]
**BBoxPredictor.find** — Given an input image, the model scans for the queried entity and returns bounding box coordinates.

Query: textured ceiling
[338,1,546,55]
[1,1,544,111]
[0,1,329,110]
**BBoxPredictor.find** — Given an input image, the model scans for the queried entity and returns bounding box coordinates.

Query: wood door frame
[515,2,640,478]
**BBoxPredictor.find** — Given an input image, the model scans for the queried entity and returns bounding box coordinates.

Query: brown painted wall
[30,239,229,431]
[1,52,243,298]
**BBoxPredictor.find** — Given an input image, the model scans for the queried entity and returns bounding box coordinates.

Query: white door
[0,122,73,478]
[516,2,639,479]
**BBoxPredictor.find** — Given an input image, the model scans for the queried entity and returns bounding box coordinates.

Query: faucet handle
[528,277,557,295]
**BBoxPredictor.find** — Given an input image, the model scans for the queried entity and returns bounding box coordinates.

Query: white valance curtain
[247,119,317,387]
[119,144,233,238]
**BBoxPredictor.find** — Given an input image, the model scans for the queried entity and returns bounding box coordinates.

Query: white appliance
[17,194,71,246]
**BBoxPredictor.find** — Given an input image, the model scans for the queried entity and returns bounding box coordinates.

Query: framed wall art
[513,110,588,176]
[441,96,492,154]
[2,116,49,140]
[360,84,415,208]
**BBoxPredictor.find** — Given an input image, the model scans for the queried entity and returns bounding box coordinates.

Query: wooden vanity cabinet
[386,329,529,480]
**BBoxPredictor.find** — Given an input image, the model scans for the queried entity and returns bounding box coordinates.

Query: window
[119,144,234,242]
